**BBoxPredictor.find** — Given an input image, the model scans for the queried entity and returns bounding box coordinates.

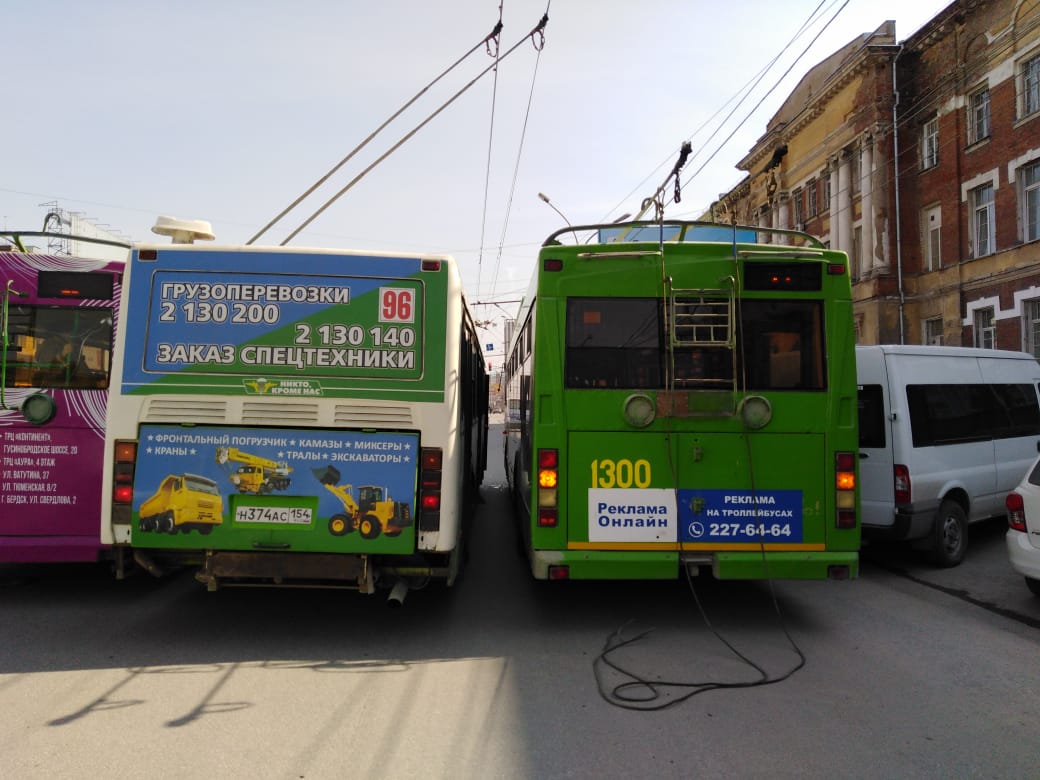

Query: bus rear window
[565,299,662,388]
[2,305,113,389]
[565,297,826,391]
[739,300,825,391]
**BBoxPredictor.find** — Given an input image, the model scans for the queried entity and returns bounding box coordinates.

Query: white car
[1004,456,1040,596]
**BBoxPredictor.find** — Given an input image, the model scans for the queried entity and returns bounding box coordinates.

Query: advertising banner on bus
[130,424,419,555]
[121,249,447,401]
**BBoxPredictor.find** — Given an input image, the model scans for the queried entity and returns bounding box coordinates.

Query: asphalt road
[0,426,1037,779]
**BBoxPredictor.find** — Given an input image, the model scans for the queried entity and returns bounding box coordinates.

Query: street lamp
[537,192,572,227]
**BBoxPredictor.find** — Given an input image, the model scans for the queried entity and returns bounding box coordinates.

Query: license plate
[234,506,312,525]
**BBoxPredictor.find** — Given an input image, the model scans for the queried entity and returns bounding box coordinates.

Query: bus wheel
[329,514,351,536]
[929,500,967,567]
[360,514,382,540]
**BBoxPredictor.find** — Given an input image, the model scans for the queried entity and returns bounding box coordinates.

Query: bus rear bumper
[532,549,859,581]
[710,551,859,580]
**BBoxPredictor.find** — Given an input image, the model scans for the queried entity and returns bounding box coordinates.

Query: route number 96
[380,287,415,323]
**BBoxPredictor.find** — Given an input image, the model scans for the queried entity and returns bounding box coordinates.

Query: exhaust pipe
[387,579,408,608]
[133,550,164,578]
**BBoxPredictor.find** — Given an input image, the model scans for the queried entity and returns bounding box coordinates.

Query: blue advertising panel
[678,488,804,543]
[131,424,419,554]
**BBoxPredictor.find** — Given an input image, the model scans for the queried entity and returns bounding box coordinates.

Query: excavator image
[215,447,293,494]
[312,464,412,540]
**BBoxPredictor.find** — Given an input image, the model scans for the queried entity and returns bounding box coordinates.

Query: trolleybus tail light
[835,452,856,529]
[538,508,557,528]
[827,263,847,275]
[419,447,443,530]
[548,565,570,580]
[421,259,441,272]
[1006,492,1027,532]
[893,464,911,504]
[543,258,563,272]
[537,448,558,511]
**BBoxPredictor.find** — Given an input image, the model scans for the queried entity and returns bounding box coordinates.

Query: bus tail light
[1007,492,1027,532]
[893,464,911,504]
[548,565,570,580]
[111,439,138,528]
[419,447,442,531]
[112,440,137,505]
[537,448,558,516]
[835,451,856,529]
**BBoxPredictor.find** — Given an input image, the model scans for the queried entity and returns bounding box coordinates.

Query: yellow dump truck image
[215,447,293,494]
[313,465,412,540]
[138,473,225,534]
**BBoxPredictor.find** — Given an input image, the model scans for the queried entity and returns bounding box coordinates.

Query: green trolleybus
[101,223,487,599]
[503,221,859,582]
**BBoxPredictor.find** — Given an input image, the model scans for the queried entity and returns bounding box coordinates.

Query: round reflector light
[21,392,57,425]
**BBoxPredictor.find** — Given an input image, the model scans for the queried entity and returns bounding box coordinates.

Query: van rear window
[906,383,1040,447]
[858,384,886,448]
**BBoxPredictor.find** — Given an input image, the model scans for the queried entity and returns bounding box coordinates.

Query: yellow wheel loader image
[138,473,224,535]
[215,447,293,494]
[313,464,412,540]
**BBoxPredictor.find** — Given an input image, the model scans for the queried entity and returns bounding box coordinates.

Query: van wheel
[1025,577,1040,597]
[929,500,967,567]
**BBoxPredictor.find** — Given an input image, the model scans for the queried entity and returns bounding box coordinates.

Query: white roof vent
[151,216,215,244]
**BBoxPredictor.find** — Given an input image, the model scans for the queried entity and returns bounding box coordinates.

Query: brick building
[712,0,1040,352]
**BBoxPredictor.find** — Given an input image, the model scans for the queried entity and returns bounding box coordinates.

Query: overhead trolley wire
[476,1,507,278]
[246,18,505,245]
[486,0,550,301]
[275,13,549,246]
[672,0,850,213]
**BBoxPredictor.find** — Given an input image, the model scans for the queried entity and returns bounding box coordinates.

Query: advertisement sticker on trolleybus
[679,489,804,543]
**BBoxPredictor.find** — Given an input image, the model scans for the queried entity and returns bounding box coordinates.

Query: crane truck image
[215,446,293,494]
[137,473,224,534]
[313,464,412,540]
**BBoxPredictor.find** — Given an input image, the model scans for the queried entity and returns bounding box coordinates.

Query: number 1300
[590,459,652,488]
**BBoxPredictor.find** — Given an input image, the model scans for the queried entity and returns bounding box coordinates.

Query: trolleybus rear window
[564,297,825,391]
[2,305,113,389]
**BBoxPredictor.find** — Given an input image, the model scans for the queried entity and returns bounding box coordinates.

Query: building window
[923,205,942,271]
[1025,300,1040,357]
[971,183,995,257]
[1023,53,1040,118]
[807,179,818,217]
[974,308,995,349]
[968,86,991,145]
[921,117,939,170]
[792,187,803,228]
[822,174,831,210]
[851,148,862,194]
[1023,159,1040,243]
[924,317,944,346]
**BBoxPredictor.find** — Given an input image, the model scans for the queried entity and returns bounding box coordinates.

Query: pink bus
[1,238,126,563]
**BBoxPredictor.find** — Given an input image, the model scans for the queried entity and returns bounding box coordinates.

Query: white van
[856,345,1040,566]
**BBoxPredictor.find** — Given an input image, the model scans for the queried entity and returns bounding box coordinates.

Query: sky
[3,0,950,356]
